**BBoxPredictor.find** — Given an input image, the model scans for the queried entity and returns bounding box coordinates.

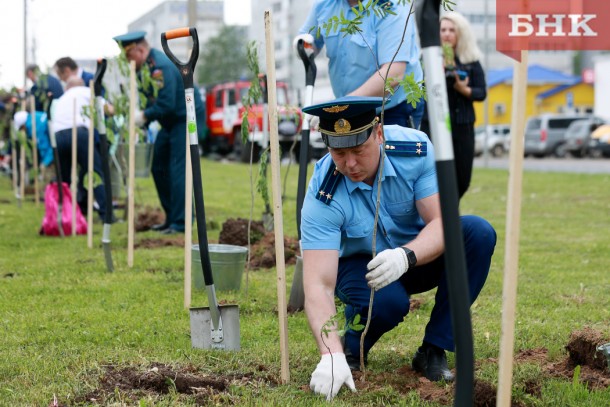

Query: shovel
[289,38,317,312]
[161,27,239,351]
[93,59,114,272]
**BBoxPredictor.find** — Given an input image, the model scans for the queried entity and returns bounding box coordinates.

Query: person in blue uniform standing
[113,31,206,234]
[299,96,496,400]
[294,0,425,128]
[26,64,64,113]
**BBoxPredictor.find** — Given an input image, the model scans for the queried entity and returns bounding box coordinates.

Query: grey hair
[441,11,482,64]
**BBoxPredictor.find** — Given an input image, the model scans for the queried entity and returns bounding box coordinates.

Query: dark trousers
[55,127,106,219]
[383,99,425,129]
[451,123,475,199]
[151,122,186,231]
[336,215,496,356]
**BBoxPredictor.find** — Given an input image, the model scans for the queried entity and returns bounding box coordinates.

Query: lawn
[0,158,608,406]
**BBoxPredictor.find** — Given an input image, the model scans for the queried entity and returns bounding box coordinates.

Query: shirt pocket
[385,199,418,224]
[323,29,340,60]
[345,218,373,239]
[349,32,377,71]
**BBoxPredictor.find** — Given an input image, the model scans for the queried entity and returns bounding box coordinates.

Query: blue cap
[303,96,383,148]
[113,31,147,49]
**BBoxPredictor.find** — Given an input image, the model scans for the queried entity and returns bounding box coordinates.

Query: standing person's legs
[335,254,411,363]
[167,122,186,232]
[151,128,172,226]
[75,128,106,220]
[55,129,73,188]
[452,123,476,199]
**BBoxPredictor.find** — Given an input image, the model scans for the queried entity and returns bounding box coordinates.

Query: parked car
[563,119,604,158]
[588,124,610,158]
[475,124,511,157]
[523,113,605,158]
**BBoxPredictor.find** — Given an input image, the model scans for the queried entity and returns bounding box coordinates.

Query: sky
[0,0,251,90]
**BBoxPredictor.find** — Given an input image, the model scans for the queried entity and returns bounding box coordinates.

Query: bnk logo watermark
[497,1,610,61]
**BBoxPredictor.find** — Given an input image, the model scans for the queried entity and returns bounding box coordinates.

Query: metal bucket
[190,305,240,350]
[192,244,248,291]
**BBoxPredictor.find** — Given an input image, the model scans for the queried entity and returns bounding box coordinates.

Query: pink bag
[40,182,88,236]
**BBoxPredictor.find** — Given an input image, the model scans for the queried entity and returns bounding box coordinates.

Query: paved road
[474,156,610,174]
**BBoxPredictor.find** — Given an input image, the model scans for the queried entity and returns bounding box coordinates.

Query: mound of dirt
[74,362,276,406]
[219,218,266,247]
[219,218,300,269]
[565,327,609,372]
[135,236,184,249]
[134,206,165,232]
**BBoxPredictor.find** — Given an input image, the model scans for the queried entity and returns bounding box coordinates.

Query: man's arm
[404,193,444,265]
[303,249,343,354]
[347,62,406,98]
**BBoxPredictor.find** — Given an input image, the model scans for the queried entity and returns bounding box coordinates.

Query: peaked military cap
[303,96,383,149]
[113,31,147,51]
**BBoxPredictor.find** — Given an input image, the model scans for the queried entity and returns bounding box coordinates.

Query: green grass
[0,159,609,406]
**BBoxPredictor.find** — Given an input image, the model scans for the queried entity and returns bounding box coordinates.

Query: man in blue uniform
[26,64,64,113]
[295,0,425,128]
[300,96,496,400]
[114,31,206,234]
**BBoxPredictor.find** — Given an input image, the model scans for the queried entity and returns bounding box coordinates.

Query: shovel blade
[190,305,240,351]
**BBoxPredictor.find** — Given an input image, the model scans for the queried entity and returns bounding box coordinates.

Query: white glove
[293,33,315,52]
[310,353,356,400]
[365,248,409,290]
[134,109,146,127]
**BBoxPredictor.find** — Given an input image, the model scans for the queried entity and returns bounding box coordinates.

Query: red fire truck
[204,78,317,163]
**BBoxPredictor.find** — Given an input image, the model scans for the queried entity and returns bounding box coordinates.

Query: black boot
[342,337,367,371]
[411,343,454,382]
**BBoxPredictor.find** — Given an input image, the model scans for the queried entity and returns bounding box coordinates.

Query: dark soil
[135,236,184,249]
[219,218,300,269]
[67,328,609,405]
[134,205,165,232]
[73,362,276,406]
[218,218,266,247]
[544,327,610,390]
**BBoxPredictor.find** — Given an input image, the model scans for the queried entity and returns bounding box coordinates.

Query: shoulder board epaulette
[315,163,343,205]
[384,140,427,156]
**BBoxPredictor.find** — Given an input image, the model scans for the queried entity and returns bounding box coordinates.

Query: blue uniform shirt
[301,125,437,257]
[299,0,423,111]
[25,112,53,167]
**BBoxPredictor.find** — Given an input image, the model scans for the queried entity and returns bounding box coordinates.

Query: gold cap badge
[323,105,349,113]
[334,118,351,134]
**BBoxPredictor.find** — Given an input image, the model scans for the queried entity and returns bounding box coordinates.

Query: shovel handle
[297,40,317,88]
[93,59,107,98]
[161,27,199,89]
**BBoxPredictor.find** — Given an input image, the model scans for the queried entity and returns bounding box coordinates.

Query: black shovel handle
[93,59,114,226]
[161,27,199,90]
[162,27,215,288]
[295,40,317,239]
[297,40,317,88]
[416,1,474,405]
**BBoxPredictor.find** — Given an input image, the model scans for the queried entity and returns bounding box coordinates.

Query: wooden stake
[127,60,137,267]
[265,10,289,384]
[11,126,18,202]
[497,50,529,407]
[29,96,39,206]
[87,81,95,248]
[71,99,78,236]
[19,142,25,206]
[184,129,193,308]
